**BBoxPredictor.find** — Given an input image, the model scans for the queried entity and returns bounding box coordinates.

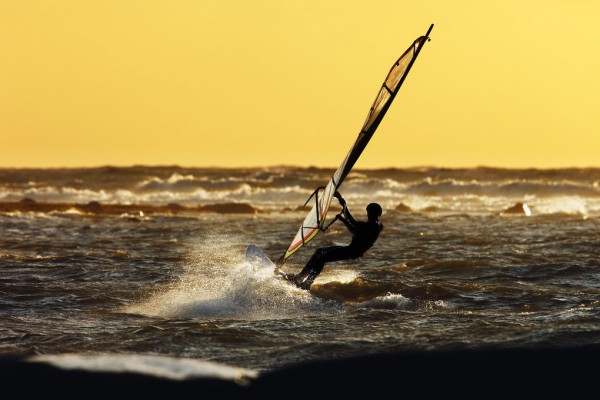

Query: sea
[1,165,599,380]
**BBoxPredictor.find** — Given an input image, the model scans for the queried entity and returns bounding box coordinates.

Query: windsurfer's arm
[334,191,355,222]
[334,191,358,232]
[337,213,358,234]
[342,206,358,226]
[334,191,346,207]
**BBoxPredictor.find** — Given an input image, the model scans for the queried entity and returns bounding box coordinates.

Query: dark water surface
[1,166,599,373]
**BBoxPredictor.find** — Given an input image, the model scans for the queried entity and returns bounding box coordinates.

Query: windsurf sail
[276,24,434,266]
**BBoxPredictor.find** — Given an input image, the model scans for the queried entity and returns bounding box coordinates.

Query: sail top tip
[425,24,434,37]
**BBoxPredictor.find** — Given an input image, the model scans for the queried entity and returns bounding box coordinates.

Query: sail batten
[277,25,433,266]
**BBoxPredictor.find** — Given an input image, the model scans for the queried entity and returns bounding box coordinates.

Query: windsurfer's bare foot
[285,273,296,281]
[296,280,312,290]
[277,270,296,282]
[282,273,311,290]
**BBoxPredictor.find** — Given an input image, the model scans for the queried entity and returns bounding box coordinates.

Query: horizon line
[1,164,599,171]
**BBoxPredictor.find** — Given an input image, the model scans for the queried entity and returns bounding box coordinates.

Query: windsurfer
[287,192,384,290]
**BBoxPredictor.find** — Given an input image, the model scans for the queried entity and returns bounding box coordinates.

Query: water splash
[123,239,319,320]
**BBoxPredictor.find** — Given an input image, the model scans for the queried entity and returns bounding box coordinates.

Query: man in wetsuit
[289,192,384,290]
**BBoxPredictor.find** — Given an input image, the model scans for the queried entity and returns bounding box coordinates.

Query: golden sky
[1,1,599,169]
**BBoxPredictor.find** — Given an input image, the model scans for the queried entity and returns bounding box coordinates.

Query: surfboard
[245,245,293,282]
[245,244,277,270]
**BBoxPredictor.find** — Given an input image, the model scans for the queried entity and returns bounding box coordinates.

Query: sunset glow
[1,1,599,168]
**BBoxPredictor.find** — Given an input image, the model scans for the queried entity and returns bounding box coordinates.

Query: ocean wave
[403,178,600,198]
[0,199,261,216]
[2,167,600,216]
[1,196,599,218]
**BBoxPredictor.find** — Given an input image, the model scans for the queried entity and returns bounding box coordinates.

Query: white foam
[28,353,258,383]
[317,269,359,284]
[356,293,411,309]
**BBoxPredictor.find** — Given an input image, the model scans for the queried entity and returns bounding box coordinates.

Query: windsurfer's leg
[295,246,352,290]
[293,252,326,288]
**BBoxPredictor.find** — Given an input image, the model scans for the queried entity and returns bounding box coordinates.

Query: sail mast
[361,24,433,155]
[336,23,434,187]
[277,24,434,266]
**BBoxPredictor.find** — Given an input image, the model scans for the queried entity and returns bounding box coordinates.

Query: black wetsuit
[293,206,383,290]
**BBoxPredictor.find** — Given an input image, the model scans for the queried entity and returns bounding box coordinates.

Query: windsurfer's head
[366,203,382,219]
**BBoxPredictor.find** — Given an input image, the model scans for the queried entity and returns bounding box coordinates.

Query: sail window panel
[386,54,414,92]
[362,89,391,132]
